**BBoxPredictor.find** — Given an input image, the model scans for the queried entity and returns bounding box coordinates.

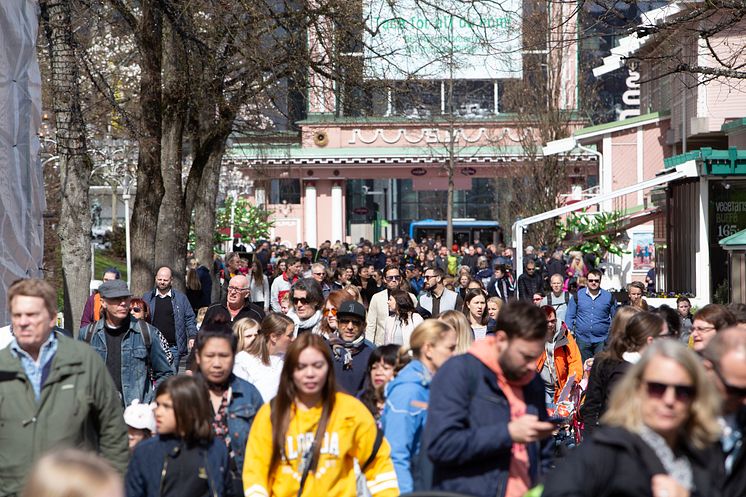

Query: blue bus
[409,219,503,245]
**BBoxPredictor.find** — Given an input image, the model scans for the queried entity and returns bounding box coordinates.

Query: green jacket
[0,333,129,496]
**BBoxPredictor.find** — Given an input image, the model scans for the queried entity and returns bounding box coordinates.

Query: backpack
[84,318,152,350]
[84,318,156,380]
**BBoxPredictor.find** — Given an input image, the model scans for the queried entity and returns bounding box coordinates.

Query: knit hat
[123,399,156,432]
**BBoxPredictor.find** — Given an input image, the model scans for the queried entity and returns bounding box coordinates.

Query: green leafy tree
[214,197,273,251]
[556,210,629,257]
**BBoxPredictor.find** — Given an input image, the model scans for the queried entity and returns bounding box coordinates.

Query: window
[269,179,301,204]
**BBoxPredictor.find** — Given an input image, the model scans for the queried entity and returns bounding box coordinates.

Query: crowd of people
[0,236,744,497]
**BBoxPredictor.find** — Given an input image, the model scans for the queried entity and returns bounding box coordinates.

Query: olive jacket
[0,333,129,496]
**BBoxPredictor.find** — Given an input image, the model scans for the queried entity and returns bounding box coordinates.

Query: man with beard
[702,329,746,497]
[425,301,554,497]
[418,267,463,318]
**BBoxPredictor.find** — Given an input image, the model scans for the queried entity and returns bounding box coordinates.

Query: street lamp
[90,138,137,288]
[222,167,251,249]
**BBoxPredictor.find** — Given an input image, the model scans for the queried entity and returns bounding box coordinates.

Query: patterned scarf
[639,425,693,490]
[327,333,367,369]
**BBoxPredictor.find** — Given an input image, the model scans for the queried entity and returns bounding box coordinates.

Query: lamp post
[90,138,137,288]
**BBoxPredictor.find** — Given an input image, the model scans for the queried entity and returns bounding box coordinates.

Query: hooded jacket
[425,339,553,497]
[381,359,432,493]
[536,326,584,403]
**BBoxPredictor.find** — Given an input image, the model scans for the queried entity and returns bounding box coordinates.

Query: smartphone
[546,415,570,425]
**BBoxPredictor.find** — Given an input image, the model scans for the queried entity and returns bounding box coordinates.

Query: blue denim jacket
[78,317,173,405]
[225,375,263,473]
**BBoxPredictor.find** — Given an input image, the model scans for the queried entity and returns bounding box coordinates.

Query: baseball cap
[405,264,416,271]
[336,300,366,321]
[123,399,156,432]
[98,279,132,299]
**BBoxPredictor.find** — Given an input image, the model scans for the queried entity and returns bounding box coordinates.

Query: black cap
[336,300,366,321]
[98,280,132,299]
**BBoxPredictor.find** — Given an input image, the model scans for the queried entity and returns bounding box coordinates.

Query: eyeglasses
[385,275,401,281]
[292,297,309,305]
[424,274,437,279]
[323,307,337,317]
[130,307,142,313]
[312,272,326,276]
[691,325,716,333]
[712,365,746,398]
[227,286,249,293]
[644,381,695,402]
[587,278,601,283]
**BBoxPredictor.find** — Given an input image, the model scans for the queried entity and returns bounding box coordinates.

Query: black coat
[542,426,721,497]
[580,356,630,437]
[710,409,746,497]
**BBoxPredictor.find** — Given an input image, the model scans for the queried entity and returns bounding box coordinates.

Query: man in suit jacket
[703,328,746,497]
[365,264,416,346]
[418,267,463,317]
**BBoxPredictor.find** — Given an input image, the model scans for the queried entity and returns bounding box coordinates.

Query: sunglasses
[645,381,695,402]
[712,365,746,398]
[130,307,142,313]
[292,297,310,305]
[385,275,401,281]
[587,278,601,283]
[338,316,364,326]
[323,307,337,317]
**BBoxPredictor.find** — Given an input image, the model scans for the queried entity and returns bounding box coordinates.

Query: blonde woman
[486,297,503,322]
[543,340,721,497]
[438,310,474,355]
[381,320,457,493]
[233,317,260,353]
[23,449,123,497]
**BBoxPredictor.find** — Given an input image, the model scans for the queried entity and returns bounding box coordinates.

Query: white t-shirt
[233,351,284,403]
[0,326,12,349]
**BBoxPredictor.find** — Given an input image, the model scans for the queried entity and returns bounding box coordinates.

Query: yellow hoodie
[243,392,399,497]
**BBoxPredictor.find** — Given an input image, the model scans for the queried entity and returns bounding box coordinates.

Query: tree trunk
[194,145,226,304]
[40,0,93,333]
[130,0,164,295]
[155,19,188,290]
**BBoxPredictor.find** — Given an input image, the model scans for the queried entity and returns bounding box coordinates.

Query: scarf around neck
[328,333,366,369]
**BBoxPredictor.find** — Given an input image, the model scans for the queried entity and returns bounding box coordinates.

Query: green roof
[575,111,666,138]
[664,147,746,175]
[719,228,746,248]
[297,111,586,126]
[721,118,746,134]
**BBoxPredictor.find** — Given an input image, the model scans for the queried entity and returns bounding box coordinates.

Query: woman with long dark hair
[357,344,400,421]
[242,333,399,497]
[125,375,232,497]
[581,310,666,436]
[249,260,270,313]
[462,288,488,340]
[383,289,424,346]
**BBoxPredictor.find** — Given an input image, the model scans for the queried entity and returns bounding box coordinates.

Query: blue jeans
[169,345,180,374]
[577,339,606,364]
